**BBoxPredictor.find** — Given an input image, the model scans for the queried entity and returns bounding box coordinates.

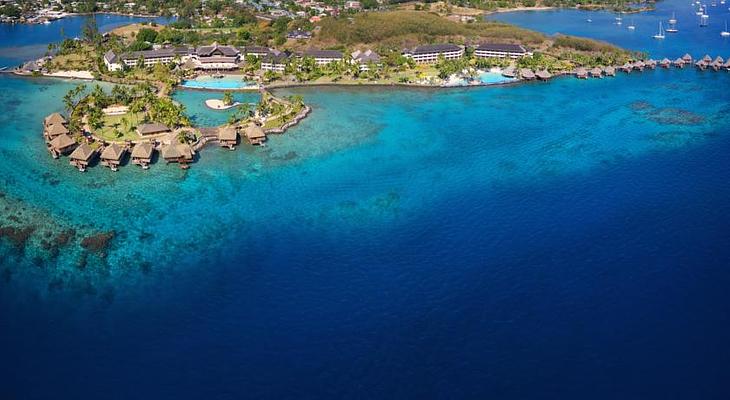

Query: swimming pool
[478,71,518,85]
[181,75,257,90]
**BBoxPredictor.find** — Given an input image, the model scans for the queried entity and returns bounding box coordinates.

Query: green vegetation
[96,112,146,142]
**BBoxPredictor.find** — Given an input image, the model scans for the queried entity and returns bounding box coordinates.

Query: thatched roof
[535,70,552,79]
[574,67,587,76]
[46,123,69,137]
[131,142,154,159]
[100,143,126,161]
[702,54,712,62]
[161,143,193,160]
[137,123,171,136]
[69,143,95,161]
[50,134,76,151]
[714,56,724,64]
[519,68,535,79]
[661,58,671,64]
[682,53,693,61]
[603,66,616,74]
[218,126,237,141]
[244,124,265,139]
[674,58,684,64]
[44,113,66,126]
[502,66,516,78]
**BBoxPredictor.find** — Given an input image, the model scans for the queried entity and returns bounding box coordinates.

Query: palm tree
[222,91,234,106]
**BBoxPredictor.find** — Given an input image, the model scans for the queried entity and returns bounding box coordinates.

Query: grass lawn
[94,112,146,142]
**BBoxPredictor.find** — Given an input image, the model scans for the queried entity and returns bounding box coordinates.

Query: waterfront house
[303,49,344,66]
[218,126,238,149]
[645,59,657,69]
[404,44,463,64]
[69,143,95,172]
[682,53,693,63]
[535,70,552,81]
[660,58,671,68]
[244,124,266,145]
[519,68,535,80]
[474,43,528,59]
[696,60,708,70]
[195,43,241,70]
[161,143,194,165]
[589,67,601,78]
[44,122,70,140]
[673,58,685,68]
[137,123,171,136]
[131,142,154,169]
[603,66,616,76]
[261,53,290,72]
[287,30,312,40]
[44,113,66,127]
[48,133,76,158]
[100,143,126,171]
[351,49,381,72]
[620,63,633,73]
[574,67,588,79]
[702,55,712,63]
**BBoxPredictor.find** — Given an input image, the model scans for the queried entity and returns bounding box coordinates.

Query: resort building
[218,126,238,150]
[344,1,362,10]
[474,43,529,59]
[303,49,344,66]
[131,142,154,169]
[104,48,192,71]
[287,30,312,40]
[261,53,290,72]
[137,123,171,136]
[69,143,95,172]
[243,46,272,58]
[100,143,127,172]
[244,124,266,145]
[404,44,464,64]
[351,49,380,71]
[194,43,241,70]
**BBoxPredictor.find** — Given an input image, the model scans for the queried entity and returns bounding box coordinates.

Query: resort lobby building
[404,44,464,64]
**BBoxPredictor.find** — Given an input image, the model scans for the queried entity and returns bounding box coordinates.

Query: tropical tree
[222,91,234,106]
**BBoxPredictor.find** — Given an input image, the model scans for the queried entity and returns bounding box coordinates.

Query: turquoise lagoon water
[173,89,260,126]
[488,0,730,58]
[0,14,174,68]
[3,4,730,398]
[180,75,257,90]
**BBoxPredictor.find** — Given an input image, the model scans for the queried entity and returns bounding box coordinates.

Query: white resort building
[303,50,344,66]
[474,43,529,59]
[404,44,464,64]
[104,43,241,72]
[351,49,380,71]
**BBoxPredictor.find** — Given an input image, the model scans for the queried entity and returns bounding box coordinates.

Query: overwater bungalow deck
[574,67,588,79]
[68,143,95,172]
[244,124,266,146]
[218,126,238,150]
[603,66,616,77]
[131,142,154,169]
[44,112,66,127]
[674,58,685,68]
[682,53,693,64]
[620,63,633,73]
[696,60,708,70]
[44,123,69,141]
[100,143,127,172]
[645,59,657,70]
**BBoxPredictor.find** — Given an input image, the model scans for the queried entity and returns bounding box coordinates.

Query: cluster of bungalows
[216,124,267,150]
[694,55,730,71]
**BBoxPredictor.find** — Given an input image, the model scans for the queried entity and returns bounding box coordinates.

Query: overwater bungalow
[660,58,671,68]
[603,66,616,77]
[724,59,730,70]
[48,133,76,158]
[574,67,588,79]
[589,67,602,78]
[44,123,70,140]
[535,70,552,81]
[711,56,724,71]
[161,143,194,167]
[44,112,66,127]
[620,63,633,73]
[131,142,154,169]
[645,59,657,69]
[633,61,645,71]
[68,143,95,172]
[519,68,535,80]
[673,58,685,68]
[696,60,708,70]
[702,55,712,63]
[100,143,127,172]
[137,123,171,136]
[501,67,516,78]
[218,126,238,150]
[244,124,266,146]
[682,53,693,63]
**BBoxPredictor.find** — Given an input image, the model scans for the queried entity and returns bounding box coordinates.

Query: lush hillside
[316,11,546,49]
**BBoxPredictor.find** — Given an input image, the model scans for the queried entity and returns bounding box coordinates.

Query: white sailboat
[667,13,679,32]
[669,12,677,25]
[653,21,666,39]
[700,14,709,26]
[721,21,730,36]
[628,18,636,30]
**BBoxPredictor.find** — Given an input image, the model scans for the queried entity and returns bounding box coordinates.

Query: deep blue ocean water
[2,5,730,399]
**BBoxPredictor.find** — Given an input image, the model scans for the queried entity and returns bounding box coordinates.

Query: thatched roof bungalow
[535,70,552,81]
[673,58,685,68]
[702,55,712,63]
[696,60,708,70]
[244,124,266,146]
[100,143,127,171]
[69,143,95,172]
[682,53,693,63]
[137,123,171,136]
[620,63,633,73]
[161,143,194,163]
[603,66,616,76]
[519,68,535,80]
[44,113,66,127]
[724,59,730,70]
[501,67,516,78]
[589,67,602,78]
[218,126,238,149]
[660,58,671,68]
[633,61,645,71]
[48,133,76,158]
[574,67,588,79]
[645,59,657,69]
[45,123,70,139]
[131,142,154,169]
